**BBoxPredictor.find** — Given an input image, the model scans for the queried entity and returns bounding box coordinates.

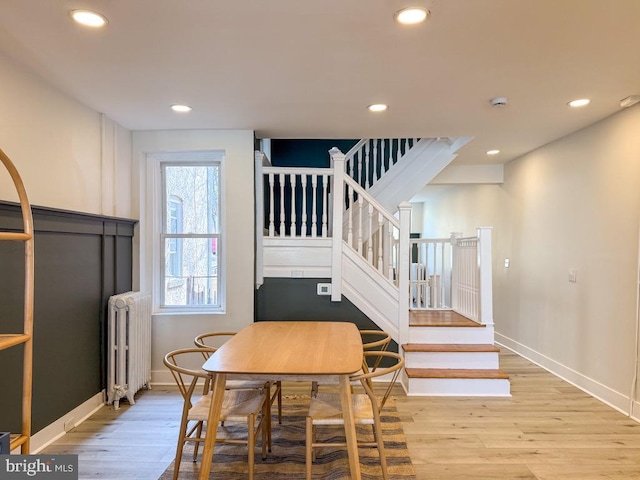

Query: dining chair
[305,350,404,480]
[163,347,269,480]
[310,328,392,396]
[194,331,283,444]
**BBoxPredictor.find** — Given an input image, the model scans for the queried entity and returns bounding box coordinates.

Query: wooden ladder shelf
[0,147,35,454]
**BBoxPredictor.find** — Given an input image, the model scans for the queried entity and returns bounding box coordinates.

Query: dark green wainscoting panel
[0,201,136,435]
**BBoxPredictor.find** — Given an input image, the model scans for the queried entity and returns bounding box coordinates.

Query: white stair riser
[409,325,494,344]
[405,351,499,369]
[402,373,511,397]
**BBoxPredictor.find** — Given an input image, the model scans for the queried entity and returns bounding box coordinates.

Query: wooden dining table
[199,320,364,479]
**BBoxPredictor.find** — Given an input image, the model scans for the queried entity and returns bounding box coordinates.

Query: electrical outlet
[317,283,331,295]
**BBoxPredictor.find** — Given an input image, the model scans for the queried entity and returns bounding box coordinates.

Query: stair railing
[260,166,333,239]
[409,228,493,325]
[330,148,411,343]
[409,236,454,310]
[344,138,421,191]
[450,227,493,325]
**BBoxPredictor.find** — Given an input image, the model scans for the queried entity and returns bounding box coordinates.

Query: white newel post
[477,226,494,325]
[255,151,266,289]
[450,231,462,311]
[398,202,412,346]
[330,148,345,302]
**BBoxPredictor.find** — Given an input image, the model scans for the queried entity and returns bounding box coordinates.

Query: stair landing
[410,309,481,327]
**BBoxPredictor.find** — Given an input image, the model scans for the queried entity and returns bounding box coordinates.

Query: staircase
[255,137,510,397]
[402,311,510,396]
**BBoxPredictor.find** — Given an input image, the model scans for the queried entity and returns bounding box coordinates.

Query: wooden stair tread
[405,368,510,379]
[409,309,483,328]
[403,343,500,353]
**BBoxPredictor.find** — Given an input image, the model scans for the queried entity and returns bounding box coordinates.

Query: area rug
[159,394,416,479]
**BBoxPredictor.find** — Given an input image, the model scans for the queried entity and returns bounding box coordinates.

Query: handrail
[343,176,399,229]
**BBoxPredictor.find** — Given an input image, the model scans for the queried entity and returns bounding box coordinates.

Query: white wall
[0,53,131,216]
[131,130,256,381]
[414,105,640,414]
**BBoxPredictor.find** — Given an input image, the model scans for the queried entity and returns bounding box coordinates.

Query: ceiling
[1,0,639,165]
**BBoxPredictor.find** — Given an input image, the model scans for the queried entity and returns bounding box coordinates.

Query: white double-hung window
[155,151,224,312]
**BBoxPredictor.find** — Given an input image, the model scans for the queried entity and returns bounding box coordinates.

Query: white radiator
[107,291,152,410]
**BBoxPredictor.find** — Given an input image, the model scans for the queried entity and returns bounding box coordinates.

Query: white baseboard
[152,369,174,385]
[28,391,105,454]
[495,332,633,417]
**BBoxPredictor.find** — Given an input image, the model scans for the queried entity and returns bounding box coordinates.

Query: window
[158,154,222,311]
[167,196,183,277]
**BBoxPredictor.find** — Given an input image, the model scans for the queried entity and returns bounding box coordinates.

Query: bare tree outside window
[161,162,220,308]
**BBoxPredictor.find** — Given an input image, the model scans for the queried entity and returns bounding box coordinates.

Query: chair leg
[192,421,203,461]
[276,381,282,424]
[248,413,256,480]
[305,417,313,480]
[261,400,268,460]
[373,419,388,480]
[173,420,189,480]
[264,384,273,452]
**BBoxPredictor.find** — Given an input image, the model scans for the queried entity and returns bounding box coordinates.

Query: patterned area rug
[159,394,416,479]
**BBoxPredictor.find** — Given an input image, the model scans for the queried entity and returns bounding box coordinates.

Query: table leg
[339,375,361,480]
[198,373,226,480]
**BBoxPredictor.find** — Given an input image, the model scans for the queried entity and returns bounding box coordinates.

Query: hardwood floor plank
[38,350,640,480]
[415,463,538,479]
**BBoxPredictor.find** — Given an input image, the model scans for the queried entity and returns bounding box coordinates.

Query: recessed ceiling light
[368,104,388,112]
[394,7,429,25]
[568,98,590,108]
[171,104,192,113]
[486,149,500,155]
[70,10,108,27]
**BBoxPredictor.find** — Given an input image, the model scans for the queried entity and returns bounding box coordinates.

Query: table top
[202,321,363,376]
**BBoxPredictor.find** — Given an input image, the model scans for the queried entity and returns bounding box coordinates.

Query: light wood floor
[42,350,640,479]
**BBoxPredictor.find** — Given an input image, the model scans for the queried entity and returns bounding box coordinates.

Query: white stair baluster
[356,195,363,254]
[387,223,394,281]
[367,203,374,263]
[279,173,286,236]
[321,174,328,237]
[290,174,297,237]
[364,141,370,188]
[347,191,353,247]
[268,173,275,237]
[301,175,308,237]
[372,140,378,186]
[311,175,318,237]
[377,212,384,273]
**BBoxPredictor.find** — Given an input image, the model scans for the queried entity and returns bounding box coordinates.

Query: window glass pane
[164,164,220,234]
[163,237,219,306]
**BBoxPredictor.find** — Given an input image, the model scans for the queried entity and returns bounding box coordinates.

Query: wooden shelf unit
[0,147,35,454]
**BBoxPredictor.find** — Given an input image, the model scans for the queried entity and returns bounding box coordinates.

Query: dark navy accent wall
[0,202,136,435]
[255,278,398,352]
[270,139,358,167]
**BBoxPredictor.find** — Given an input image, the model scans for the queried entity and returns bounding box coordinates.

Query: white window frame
[147,150,226,314]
